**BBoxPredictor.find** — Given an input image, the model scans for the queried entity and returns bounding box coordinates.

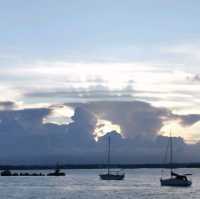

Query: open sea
[0,168,200,199]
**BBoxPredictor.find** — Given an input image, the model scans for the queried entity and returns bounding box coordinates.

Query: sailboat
[99,135,125,180]
[160,130,192,187]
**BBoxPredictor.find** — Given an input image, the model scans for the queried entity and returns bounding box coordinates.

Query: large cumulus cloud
[0,100,199,164]
[79,101,171,138]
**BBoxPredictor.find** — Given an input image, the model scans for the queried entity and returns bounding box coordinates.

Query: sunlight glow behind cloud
[94,119,122,141]
[159,120,200,144]
[43,105,74,125]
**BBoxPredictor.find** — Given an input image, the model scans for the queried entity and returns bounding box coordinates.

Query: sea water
[0,168,199,199]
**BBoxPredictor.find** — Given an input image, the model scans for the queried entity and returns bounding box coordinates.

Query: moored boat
[99,135,125,180]
[160,130,192,187]
[100,171,125,180]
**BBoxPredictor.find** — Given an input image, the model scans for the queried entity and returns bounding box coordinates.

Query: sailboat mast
[170,130,173,175]
[107,136,111,174]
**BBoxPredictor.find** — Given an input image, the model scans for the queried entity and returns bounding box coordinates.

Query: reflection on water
[0,169,199,199]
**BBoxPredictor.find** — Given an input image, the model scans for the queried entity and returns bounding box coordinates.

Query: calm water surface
[0,169,200,199]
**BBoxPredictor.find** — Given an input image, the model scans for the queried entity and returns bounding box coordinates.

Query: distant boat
[47,165,65,176]
[160,130,192,187]
[99,135,125,180]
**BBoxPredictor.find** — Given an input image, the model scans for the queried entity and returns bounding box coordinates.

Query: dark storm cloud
[0,105,98,164]
[0,107,52,163]
[0,101,16,110]
[73,101,171,138]
[71,106,97,128]
[178,114,200,126]
[0,108,50,132]
[66,106,97,146]
[0,100,200,164]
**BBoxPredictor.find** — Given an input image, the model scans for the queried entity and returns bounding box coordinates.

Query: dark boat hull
[99,173,125,180]
[160,178,192,187]
[47,173,65,176]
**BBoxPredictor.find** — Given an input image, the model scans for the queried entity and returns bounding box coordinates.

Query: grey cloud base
[0,100,199,164]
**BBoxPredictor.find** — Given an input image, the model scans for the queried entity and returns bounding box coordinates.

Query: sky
[1,0,200,164]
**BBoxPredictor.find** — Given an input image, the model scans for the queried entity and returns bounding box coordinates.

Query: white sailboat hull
[160,178,192,187]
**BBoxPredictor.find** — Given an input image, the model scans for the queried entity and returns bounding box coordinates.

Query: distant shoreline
[0,163,200,170]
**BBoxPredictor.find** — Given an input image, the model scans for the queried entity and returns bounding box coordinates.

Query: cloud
[1,60,200,116]
[0,101,16,110]
[0,100,199,164]
[24,85,134,101]
[187,74,200,82]
[0,86,21,102]
[43,104,74,125]
[74,101,171,139]
[0,104,97,163]
[178,114,200,126]
[0,107,50,132]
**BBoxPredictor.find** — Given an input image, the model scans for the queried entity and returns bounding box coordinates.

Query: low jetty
[1,169,45,176]
[0,167,65,176]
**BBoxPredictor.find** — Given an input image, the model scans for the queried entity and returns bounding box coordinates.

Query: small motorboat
[47,166,65,176]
